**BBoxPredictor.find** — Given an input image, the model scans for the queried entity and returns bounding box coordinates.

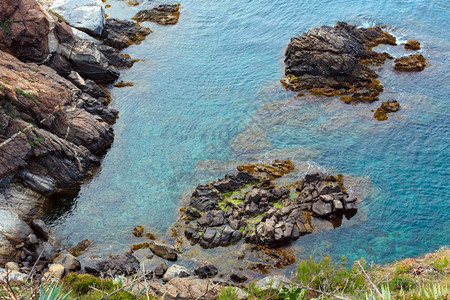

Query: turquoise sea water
[50,0,449,271]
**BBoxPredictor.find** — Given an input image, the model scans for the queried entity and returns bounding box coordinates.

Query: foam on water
[49,0,450,267]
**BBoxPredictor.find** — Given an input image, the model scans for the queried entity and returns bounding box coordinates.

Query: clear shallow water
[50,0,449,269]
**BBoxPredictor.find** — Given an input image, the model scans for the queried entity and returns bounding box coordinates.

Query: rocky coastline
[0,0,157,282]
[0,1,445,299]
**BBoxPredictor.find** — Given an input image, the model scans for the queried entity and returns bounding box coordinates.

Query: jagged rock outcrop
[373,100,400,121]
[394,54,426,72]
[177,160,360,249]
[282,22,396,103]
[101,18,151,50]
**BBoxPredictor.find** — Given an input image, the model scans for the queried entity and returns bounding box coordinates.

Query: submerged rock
[193,261,218,278]
[282,22,396,103]
[88,253,140,277]
[132,4,181,25]
[404,39,421,50]
[394,54,426,72]
[373,100,400,121]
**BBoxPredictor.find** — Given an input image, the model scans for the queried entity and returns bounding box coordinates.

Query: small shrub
[432,257,449,272]
[40,281,71,300]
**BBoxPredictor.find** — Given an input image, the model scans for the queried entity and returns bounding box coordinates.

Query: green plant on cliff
[16,88,40,105]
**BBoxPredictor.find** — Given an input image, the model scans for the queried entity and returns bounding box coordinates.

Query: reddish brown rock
[0,0,55,61]
[0,50,113,192]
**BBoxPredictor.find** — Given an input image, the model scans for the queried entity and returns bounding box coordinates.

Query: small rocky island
[173,160,359,250]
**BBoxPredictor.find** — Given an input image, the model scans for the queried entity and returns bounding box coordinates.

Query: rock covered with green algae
[176,160,360,250]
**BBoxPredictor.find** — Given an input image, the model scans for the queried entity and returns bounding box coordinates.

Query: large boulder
[149,241,178,261]
[0,209,33,245]
[101,18,151,50]
[162,264,190,282]
[0,0,57,62]
[282,22,396,103]
[57,40,119,83]
[50,0,104,36]
[0,183,46,221]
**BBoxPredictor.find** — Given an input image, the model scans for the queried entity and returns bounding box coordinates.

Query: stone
[0,268,27,282]
[27,234,38,244]
[0,0,56,62]
[69,238,91,256]
[53,253,81,274]
[17,171,55,196]
[312,200,333,216]
[2,184,46,221]
[200,228,216,248]
[219,225,234,246]
[184,227,200,243]
[31,219,50,240]
[151,277,223,300]
[5,262,20,272]
[93,253,139,277]
[132,4,181,25]
[394,54,426,72]
[256,275,292,291]
[190,185,222,211]
[193,261,218,278]
[68,71,106,98]
[230,271,248,282]
[282,22,396,103]
[101,18,151,50]
[162,264,190,282]
[229,229,242,244]
[149,241,178,261]
[154,260,168,278]
[44,263,65,279]
[404,39,421,50]
[185,207,201,220]
[132,247,154,263]
[50,0,105,36]
[58,40,120,83]
[0,209,33,244]
[373,100,400,121]
[132,225,145,237]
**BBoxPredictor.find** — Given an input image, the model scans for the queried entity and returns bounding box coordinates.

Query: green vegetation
[40,281,70,300]
[16,88,39,105]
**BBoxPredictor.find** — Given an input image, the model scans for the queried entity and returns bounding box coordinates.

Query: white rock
[50,0,104,36]
[256,275,292,291]
[0,268,27,282]
[162,264,190,282]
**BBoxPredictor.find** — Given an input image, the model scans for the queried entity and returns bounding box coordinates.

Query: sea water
[49,0,450,270]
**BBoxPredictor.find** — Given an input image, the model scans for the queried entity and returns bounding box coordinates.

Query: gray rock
[193,261,218,278]
[17,171,56,196]
[154,260,168,278]
[132,247,154,263]
[190,185,222,211]
[162,264,190,282]
[101,18,151,50]
[53,253,81,274]
[50,0,105,36]
[2,183,46,221]
[27,234,38,245]
[149,241,178,261]
[312,200,333,216]
[0,209,33,244]
[31,219,50,240]
[200,228,216,248]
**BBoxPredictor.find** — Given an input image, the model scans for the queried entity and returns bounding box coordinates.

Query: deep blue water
[51,0,449,271]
